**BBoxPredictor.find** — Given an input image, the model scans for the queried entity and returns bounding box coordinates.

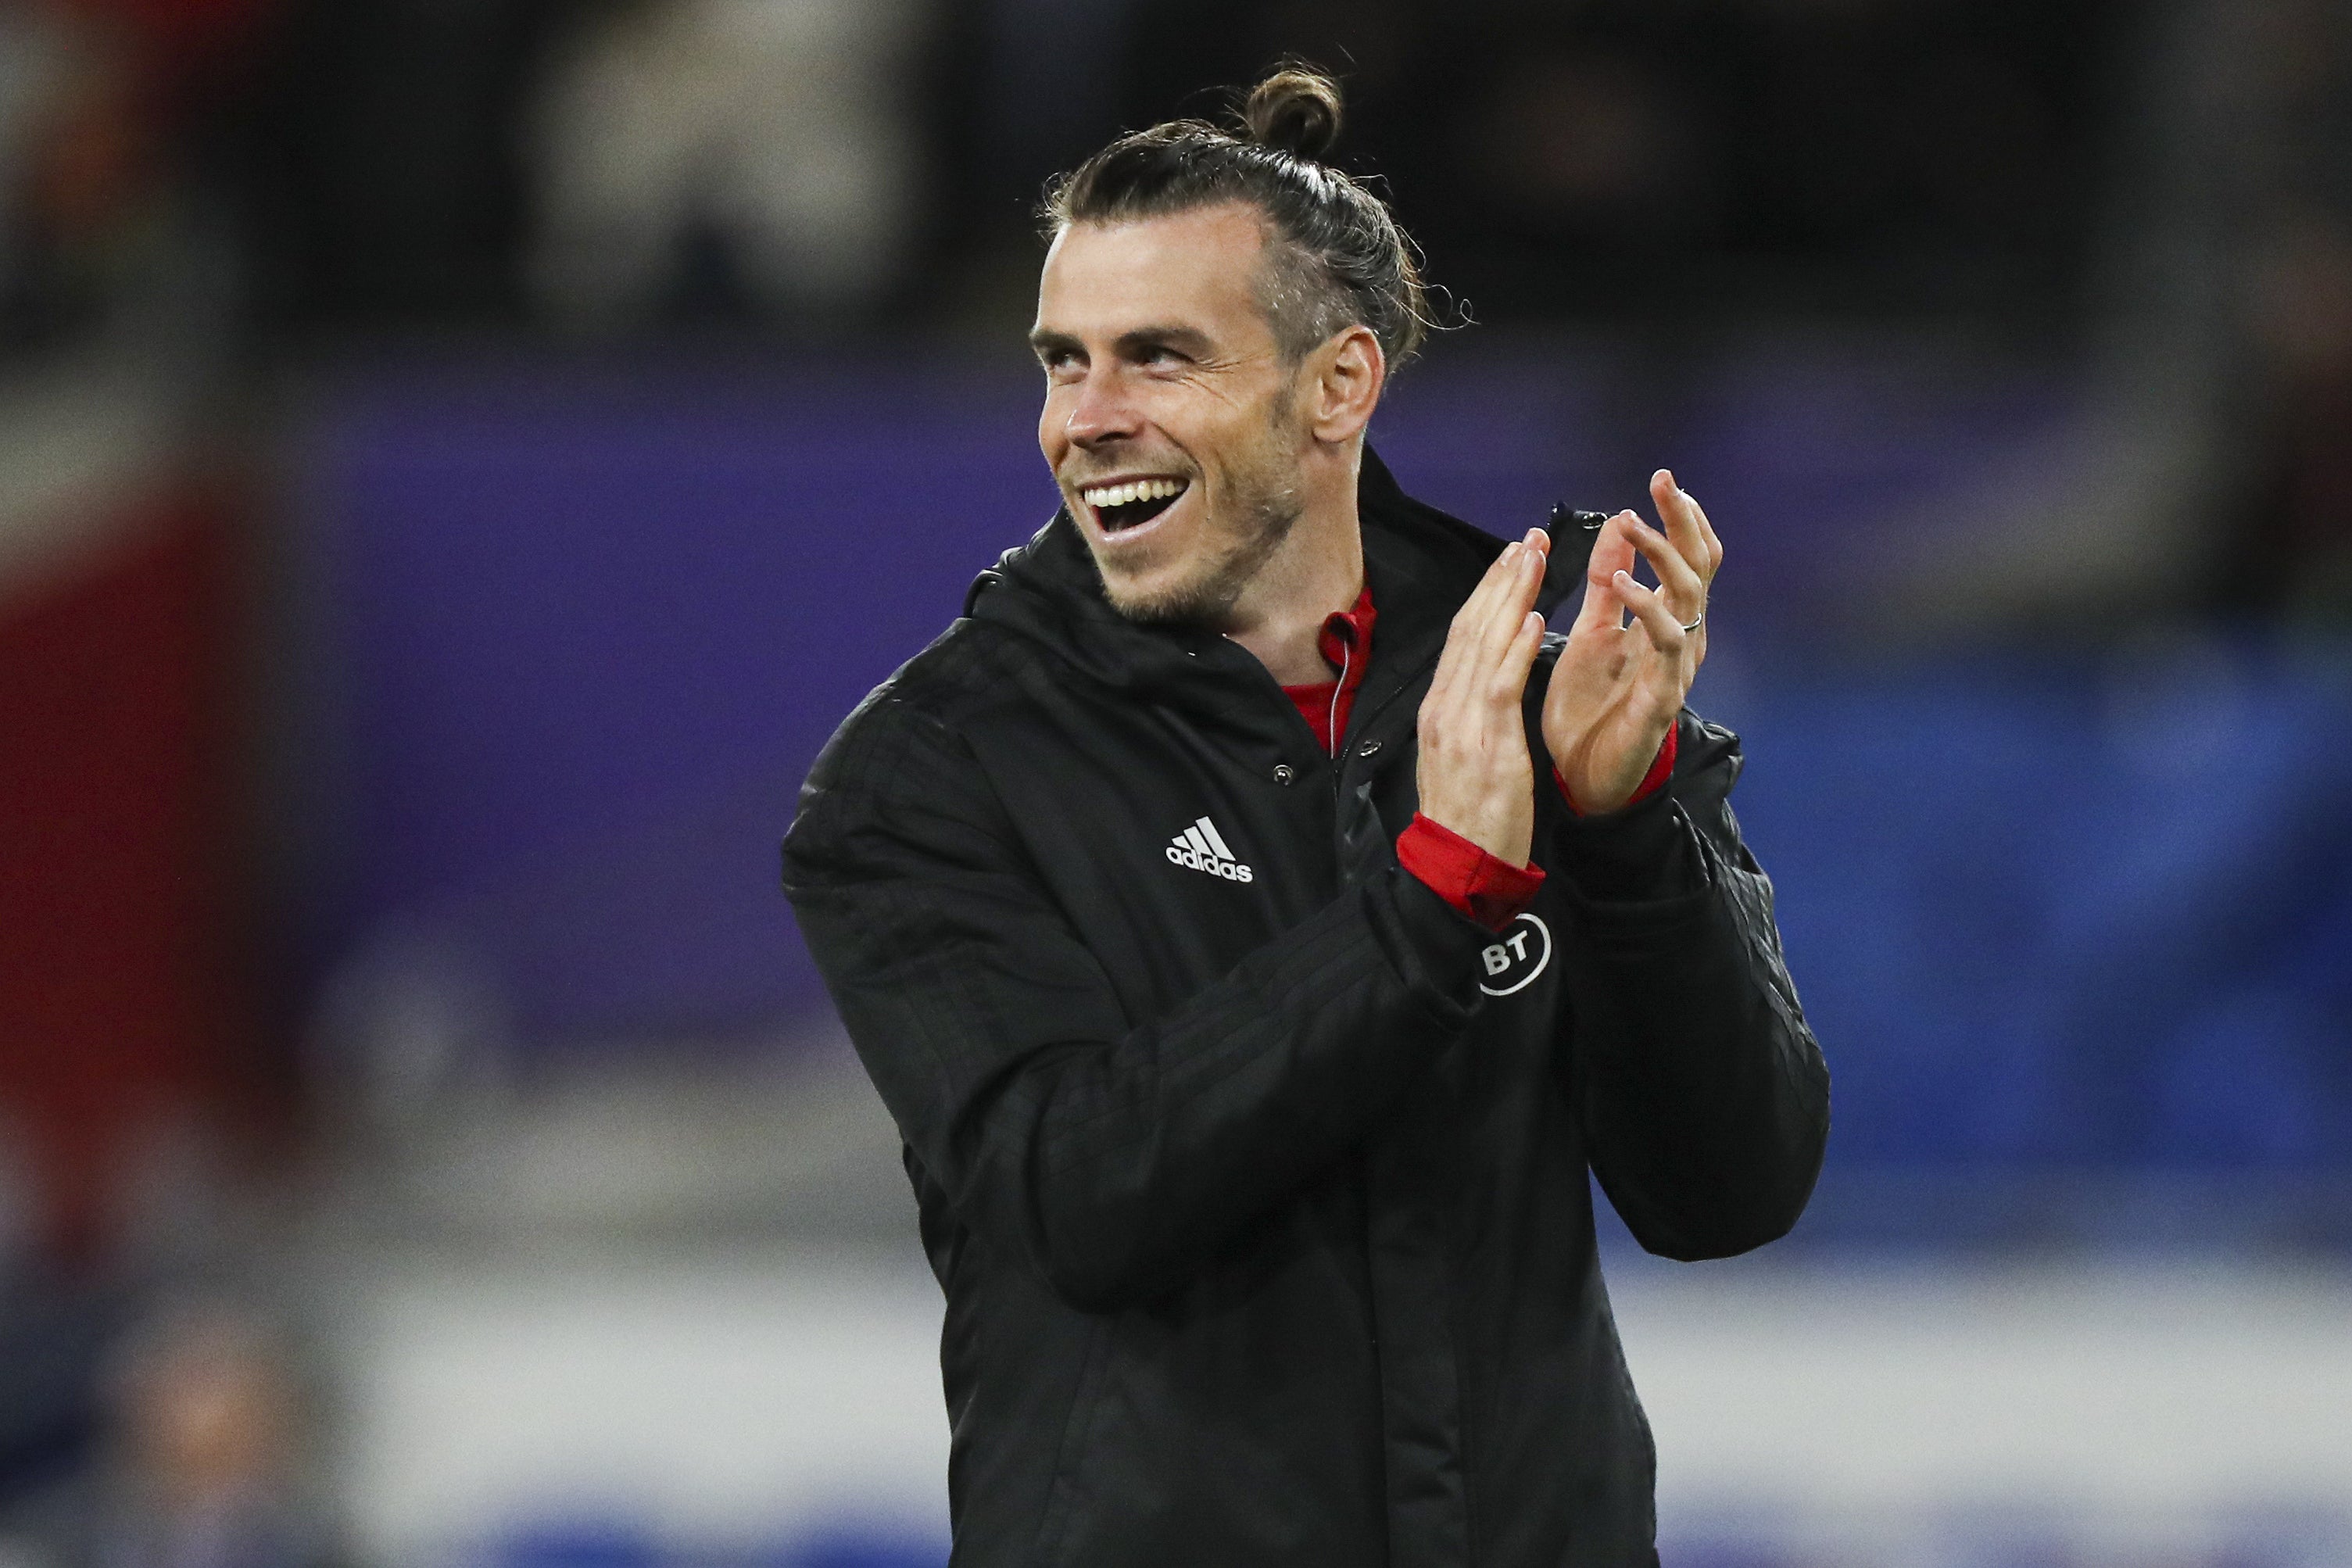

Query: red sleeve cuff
[1555,723,1677,817]
[1397,814,1546,933]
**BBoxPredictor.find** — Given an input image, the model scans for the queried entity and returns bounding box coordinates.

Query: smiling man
[782,67,1829,1568]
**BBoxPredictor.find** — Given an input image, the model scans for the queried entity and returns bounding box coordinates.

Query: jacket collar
[965,446,1584,720]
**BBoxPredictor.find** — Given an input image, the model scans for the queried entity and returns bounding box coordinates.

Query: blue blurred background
[2,0,2350,1563]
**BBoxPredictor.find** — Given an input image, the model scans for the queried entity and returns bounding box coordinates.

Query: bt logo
[1479,913,1552,997]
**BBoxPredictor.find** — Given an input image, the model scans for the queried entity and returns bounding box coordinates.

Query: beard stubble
[1095,403,1307,628]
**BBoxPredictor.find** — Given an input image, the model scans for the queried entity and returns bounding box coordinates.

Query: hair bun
[1240,66,1343,160]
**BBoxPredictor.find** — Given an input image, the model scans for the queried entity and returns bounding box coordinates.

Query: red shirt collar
[1280,584,1376,756]
[1316,583,1376,674]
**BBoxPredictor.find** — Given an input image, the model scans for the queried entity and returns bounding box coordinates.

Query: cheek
[1204,405,1280,483]
[1147,400,1224,478]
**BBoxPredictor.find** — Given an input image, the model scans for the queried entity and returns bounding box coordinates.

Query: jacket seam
[1029,1314,1115,1565]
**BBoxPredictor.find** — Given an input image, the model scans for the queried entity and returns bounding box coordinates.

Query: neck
[1220,453,1364,686]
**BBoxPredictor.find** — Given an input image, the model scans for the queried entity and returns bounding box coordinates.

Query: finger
[1486,607,1546,707]
[1649,469,1710,587]
[1622,516,1705,621]
[1570,513,1638,636]
[1613,568,1692,660]
[1476,530,1547,668]
[1687,490,1722,582]
[1455,534,1544,682]
[1431,539,1528,707]
[1652,468,1722,582]
[1455,536,1533,636]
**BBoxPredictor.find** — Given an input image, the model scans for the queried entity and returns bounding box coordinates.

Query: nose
[1062,363,1142,450]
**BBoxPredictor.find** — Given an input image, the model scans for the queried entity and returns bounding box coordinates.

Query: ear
[1305,324,1385,445]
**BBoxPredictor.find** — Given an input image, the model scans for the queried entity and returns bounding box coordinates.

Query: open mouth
[1081,476,1190,534]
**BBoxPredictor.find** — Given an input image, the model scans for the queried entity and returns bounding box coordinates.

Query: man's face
[1032,203,1310,624]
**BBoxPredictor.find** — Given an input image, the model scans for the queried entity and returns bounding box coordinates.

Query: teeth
[1082,477,1187,509]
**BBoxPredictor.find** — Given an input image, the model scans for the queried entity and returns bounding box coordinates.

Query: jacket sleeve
[1548,711,1831,1261]
[781,693,1492,1312]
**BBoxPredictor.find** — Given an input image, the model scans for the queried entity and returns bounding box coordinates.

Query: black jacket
[781,451,1830,1567]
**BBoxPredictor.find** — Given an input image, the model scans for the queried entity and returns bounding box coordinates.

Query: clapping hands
[1414,469,1720,863]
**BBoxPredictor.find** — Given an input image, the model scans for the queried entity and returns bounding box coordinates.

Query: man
[782,66,1829,1568]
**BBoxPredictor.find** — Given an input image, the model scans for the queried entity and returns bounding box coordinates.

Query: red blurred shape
[0,494,249,1268]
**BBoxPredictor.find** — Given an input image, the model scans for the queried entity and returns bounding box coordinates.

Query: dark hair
[1042,66,1437,369]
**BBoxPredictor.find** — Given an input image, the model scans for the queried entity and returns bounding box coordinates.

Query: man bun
[1240,67,1343,161]
[1045,62,1441,368]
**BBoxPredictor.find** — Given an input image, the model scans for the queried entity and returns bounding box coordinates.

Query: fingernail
[1502,541,1520,562]
[1660,468,1677,490]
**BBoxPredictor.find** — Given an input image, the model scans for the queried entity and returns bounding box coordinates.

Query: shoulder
[803,621,1003,791]
[836,612,1050,753]
[786,615,1041,866]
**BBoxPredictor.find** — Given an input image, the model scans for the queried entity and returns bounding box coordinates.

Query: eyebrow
[1028,324,1216,360]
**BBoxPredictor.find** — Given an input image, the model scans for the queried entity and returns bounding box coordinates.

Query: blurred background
[2,0,2349,1563]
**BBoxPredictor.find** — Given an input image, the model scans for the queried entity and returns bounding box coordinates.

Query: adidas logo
[1165,815,1255,883]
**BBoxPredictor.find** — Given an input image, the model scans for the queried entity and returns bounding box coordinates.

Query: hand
[1544,469,1721,814]
[1416,528,1550,866]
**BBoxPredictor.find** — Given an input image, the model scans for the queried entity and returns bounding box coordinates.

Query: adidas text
[1166,817,1254,883]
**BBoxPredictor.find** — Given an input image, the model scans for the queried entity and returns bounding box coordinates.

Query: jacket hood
[963,446,1593,704]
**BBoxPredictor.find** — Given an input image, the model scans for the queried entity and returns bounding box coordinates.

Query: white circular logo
[1477,913,1552,997]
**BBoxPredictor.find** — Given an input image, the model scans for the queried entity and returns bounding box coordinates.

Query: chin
[1086,489,1294,628]
[1101,575,1215,625]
